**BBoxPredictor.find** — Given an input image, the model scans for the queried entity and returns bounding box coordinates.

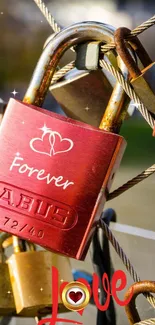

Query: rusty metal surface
[125,281,155,325]
[99,57,130,133]
[114,27,155,115]
[49,24,117,128]
[23,21,115,107]
[114,27,152,79]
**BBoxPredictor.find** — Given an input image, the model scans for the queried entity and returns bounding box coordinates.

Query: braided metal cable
[51,61,75,85]
[35,3,155,87]
[49,55,155,129]
[33,0,75,53]
[99,59,154,128]
[135,319,155,325]
[108,164,155,201]
[34,0,155,199]
[129,15,155,38]
[100,220,155,308]
[35,1,155,115]
[50,62,155,201]
[101,15,155,53]
[48,14,155,83]
[101,220,140,283]
[33,1,155,53]
[33,0,61,33]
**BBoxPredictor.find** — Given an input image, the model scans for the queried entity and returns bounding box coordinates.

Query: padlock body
[0,98,126,259]
[7,251,72,316]
[50,69,113,127]
[50,68,134,123]
[131,62,155,114]
[0,263,16,315]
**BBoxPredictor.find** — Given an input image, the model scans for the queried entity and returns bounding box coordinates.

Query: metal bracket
[75,41,102,70]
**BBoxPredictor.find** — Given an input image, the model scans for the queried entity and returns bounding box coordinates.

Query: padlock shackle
[125,281,155,325]
[0,233,11,246]
[99,55,131,133]
[0,233,11,263]
[23,22,115,107]
[114,27,152,79]
[12,236,36,254]
[43,33,57,50]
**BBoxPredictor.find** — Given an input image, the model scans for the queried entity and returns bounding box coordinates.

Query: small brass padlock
[0,233,16,316]
[7,236,73,317]
[115,27,155,115]
[125,281,155,325]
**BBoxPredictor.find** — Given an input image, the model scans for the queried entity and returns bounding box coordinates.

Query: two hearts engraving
[30,125,74,157]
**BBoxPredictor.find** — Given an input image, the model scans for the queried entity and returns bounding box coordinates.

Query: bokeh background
[0,0,155,324]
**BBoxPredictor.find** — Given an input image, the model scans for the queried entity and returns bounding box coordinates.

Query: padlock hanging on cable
[49,26,115,127]
[114,27,155,116]
[49,24,134,127]
[0,22,127,260]
[0,233,16,316]
[124,281,155,325]
[7,236,73,317]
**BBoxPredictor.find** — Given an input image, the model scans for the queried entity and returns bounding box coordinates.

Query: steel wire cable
[100,218,155,309]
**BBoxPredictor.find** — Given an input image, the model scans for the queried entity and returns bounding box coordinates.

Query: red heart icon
[69,291,83,303]
[60,279,91,316]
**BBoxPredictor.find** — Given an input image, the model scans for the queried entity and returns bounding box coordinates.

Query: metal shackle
[100,55,131,133]
[47,23,118,128]
[0,233,11,263]
[114,27,152,79]
[0,233,11,246]
[23,21,131,133]
[23,21,117,107]
[43,33,58,49]
[125,281,155,325]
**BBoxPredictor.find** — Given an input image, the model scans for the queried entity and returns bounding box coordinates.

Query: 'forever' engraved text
[10,156,74,190]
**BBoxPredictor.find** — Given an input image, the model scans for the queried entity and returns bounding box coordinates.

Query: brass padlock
[0,233,16,316]
[115,27,155,115]
[7,236,73,317]
[125,281,155,325]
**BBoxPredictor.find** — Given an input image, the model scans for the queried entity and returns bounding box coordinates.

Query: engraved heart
[69,291,83,303]
[52,131,74,156]
[30,131,54,157]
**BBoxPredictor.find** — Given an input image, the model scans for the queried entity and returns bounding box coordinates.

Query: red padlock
[0,22,126,260]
